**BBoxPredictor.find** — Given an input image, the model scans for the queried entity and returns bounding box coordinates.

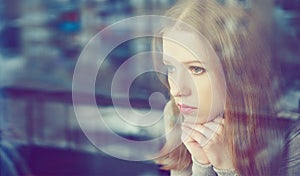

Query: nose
[169,71,192,97]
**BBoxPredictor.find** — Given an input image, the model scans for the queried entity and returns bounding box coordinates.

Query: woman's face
[162,30,226,124]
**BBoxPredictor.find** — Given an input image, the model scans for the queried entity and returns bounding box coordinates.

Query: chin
[182,114,208,124]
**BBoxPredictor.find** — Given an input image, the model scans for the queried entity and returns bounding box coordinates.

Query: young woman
[153,0,300,175]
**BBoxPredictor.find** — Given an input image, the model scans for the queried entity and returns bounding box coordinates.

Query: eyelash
[189,66,206,75]
[165,64,206,75]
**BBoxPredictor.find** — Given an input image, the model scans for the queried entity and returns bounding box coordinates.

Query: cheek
[194,76,213,112]
[209,88,225,119]
[167,76,176,95]
[196,81,213,106]
[194,76,212,99]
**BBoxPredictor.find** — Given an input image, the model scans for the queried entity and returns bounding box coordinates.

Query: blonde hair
[153,0,281,175]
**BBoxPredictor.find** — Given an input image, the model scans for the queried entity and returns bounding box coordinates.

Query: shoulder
[260,115,300,175]
[272,114,300,152]
[285,118,300,150]
[263,112,300,140]
[281,118,300,175]
[287,117,300,139]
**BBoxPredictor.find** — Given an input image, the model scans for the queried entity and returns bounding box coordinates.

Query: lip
[177,104,197,114]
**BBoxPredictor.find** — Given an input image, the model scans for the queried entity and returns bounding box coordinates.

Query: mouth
[177,103,197,115]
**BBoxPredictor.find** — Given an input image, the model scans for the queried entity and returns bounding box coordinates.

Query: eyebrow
[163,59,204,65]
[182,60,204,65]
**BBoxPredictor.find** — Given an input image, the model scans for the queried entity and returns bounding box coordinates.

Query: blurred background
[0,0,299,175]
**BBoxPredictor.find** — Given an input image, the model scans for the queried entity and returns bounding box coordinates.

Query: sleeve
[212,167,238,176]
[170,164,192,176]
[192,157,217,176]
[170,159,217,176]
[281,122,300,175]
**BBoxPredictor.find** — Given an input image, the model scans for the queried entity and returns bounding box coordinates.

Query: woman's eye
[189,66,205,75]
[166,65,176,73]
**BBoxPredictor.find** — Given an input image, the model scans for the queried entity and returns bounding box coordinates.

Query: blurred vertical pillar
[20,0,51,72]
[79,0,99,45]
[0,0,22,56]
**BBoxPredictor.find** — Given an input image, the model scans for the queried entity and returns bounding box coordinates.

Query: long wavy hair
[153,0,282,175]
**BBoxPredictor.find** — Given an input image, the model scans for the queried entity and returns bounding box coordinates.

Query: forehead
[162,30,209,62]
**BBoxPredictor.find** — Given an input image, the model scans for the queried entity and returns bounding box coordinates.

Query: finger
[205,116,224,129]
[181,130,202,151]
[212,117,225,134]
[204,120,225,144]
[182,122,214,138]
[182,121,224,142]
[181,130,201,148]
[181,128,194,143]
[213,116,223,123]
[182,122,205,131]
[211,116,224,124]
[181,126,208,146]
[182,116,223,127]
[203,121,223,134]
[181,126,205,140]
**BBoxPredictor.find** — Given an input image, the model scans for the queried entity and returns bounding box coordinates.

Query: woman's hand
[181,124,210,165]
[181,117,234,170]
